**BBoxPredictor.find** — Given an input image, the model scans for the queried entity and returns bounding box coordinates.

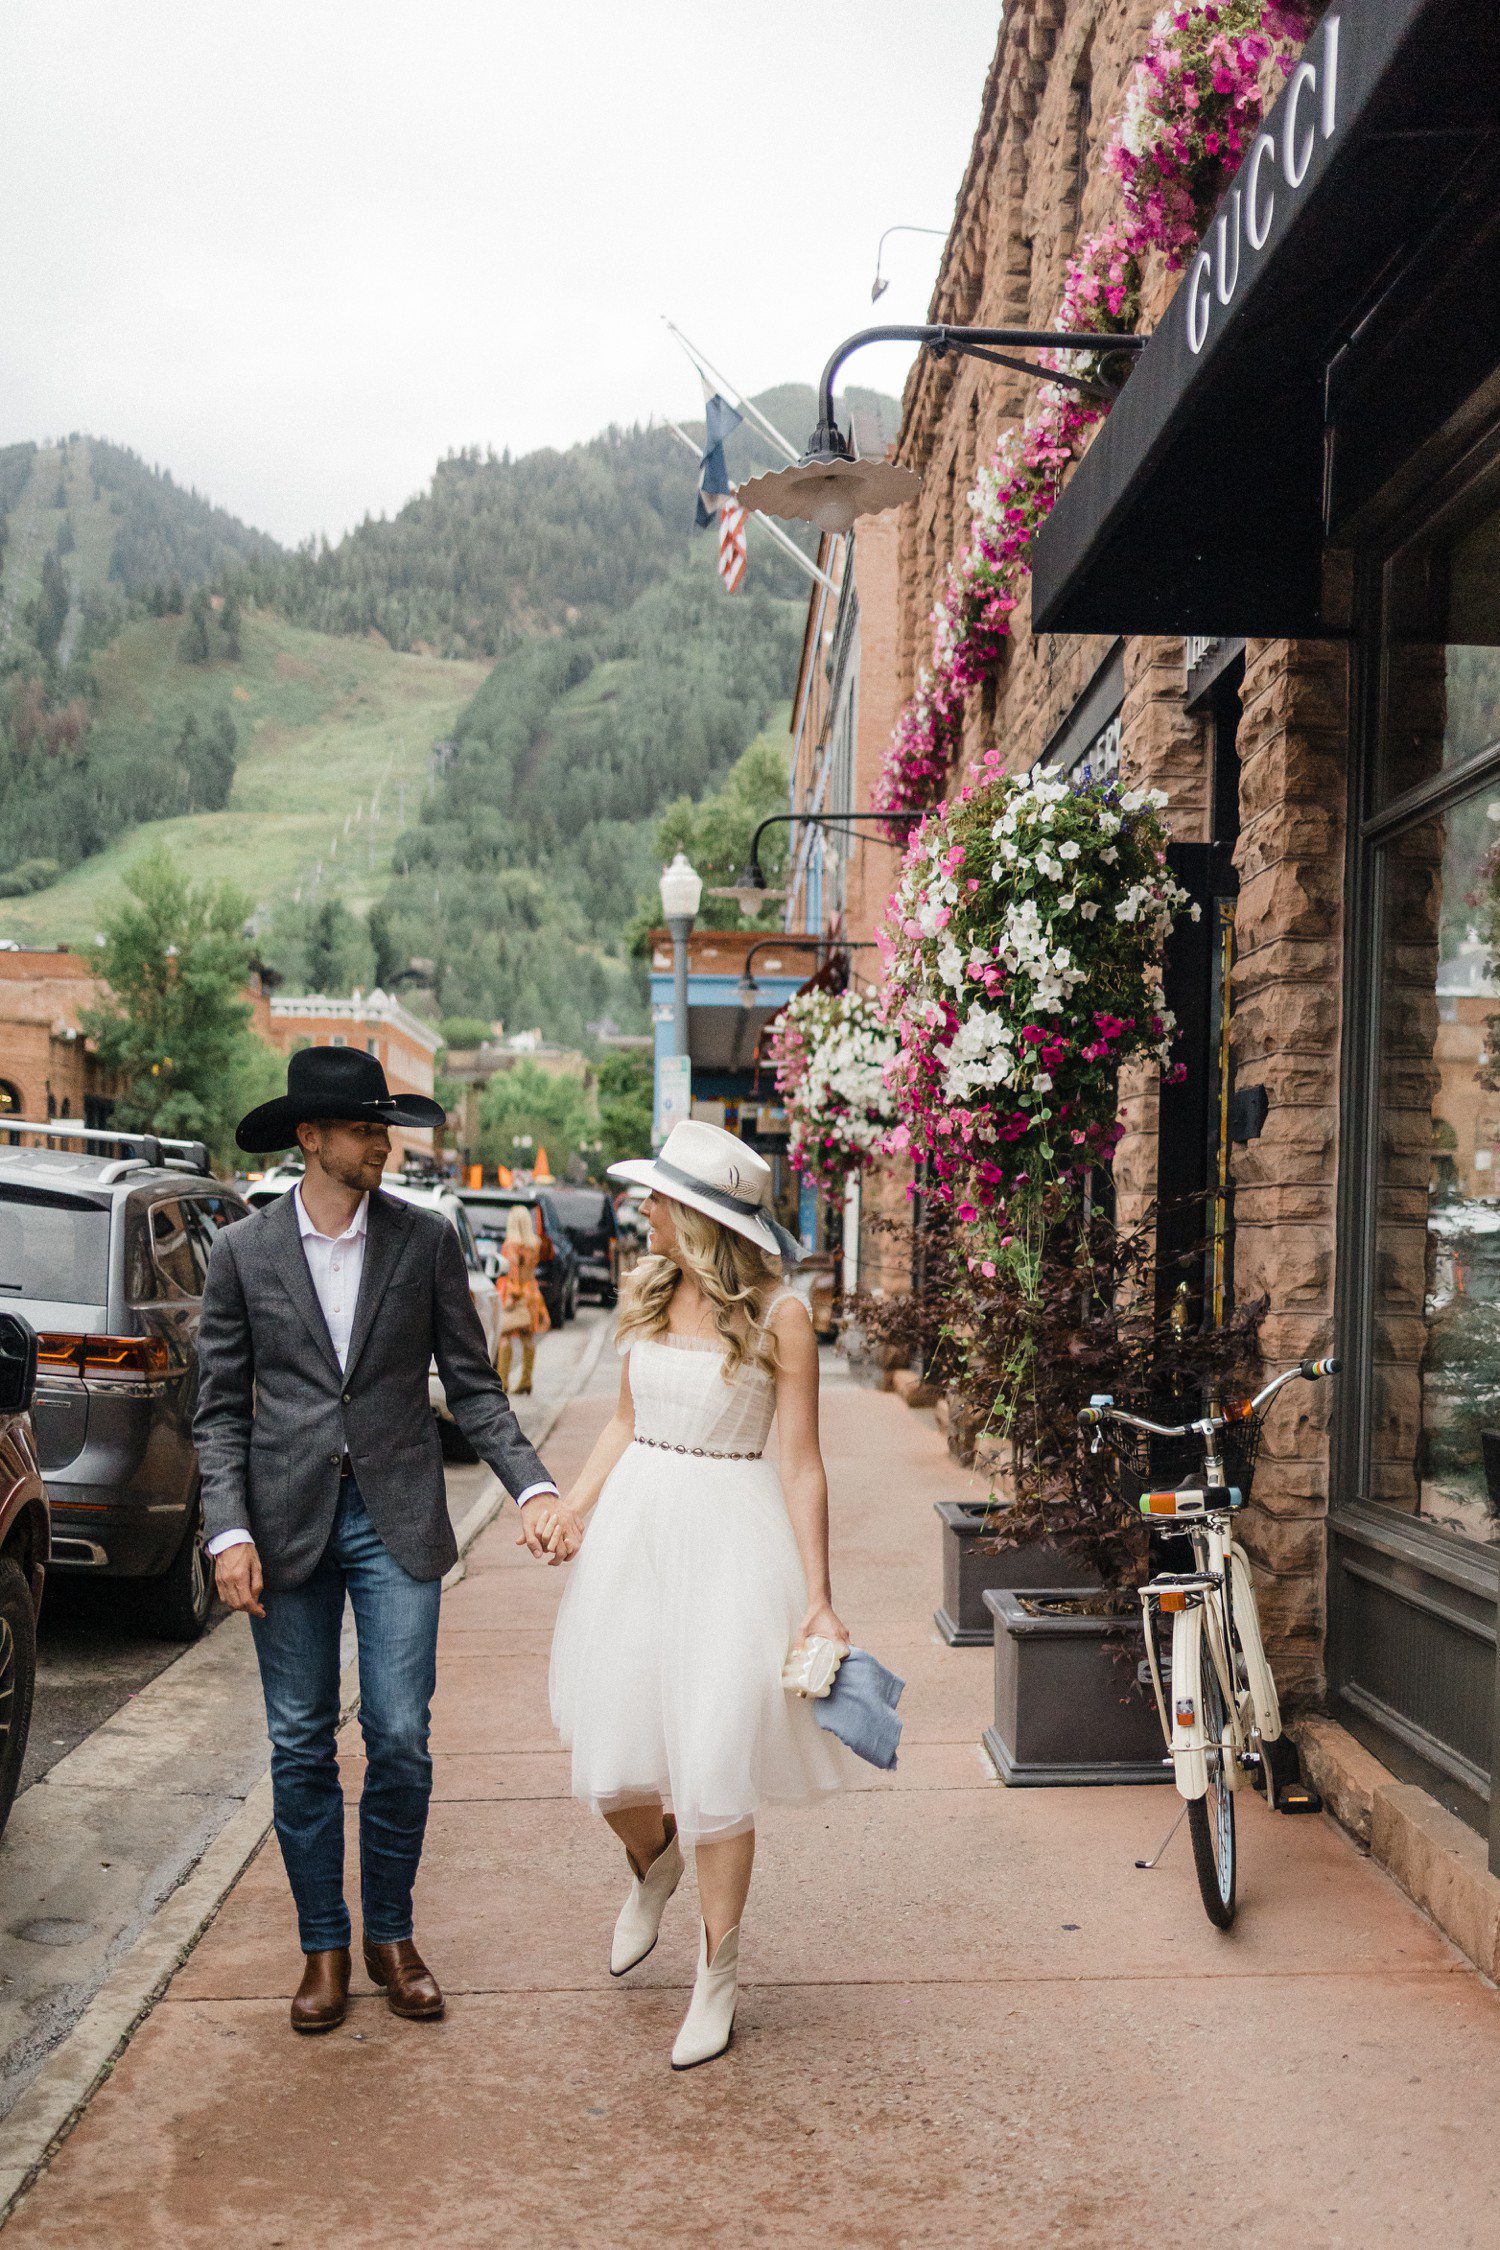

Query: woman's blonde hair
[616,1198,781,1380]
[505,1204,537,1249]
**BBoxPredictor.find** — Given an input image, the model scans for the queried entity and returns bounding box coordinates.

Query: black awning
[1030,0,1500,639]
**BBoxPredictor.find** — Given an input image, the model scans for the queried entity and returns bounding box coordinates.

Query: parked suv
[544,1184,620,1306]
[0,1123,248,1640]
[458,1186,579,1327]
[0,1312,49,1840]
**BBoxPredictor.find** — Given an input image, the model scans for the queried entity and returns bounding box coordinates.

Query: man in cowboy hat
[195,1046,581,2034]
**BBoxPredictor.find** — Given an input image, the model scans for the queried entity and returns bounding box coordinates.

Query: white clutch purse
[781,1635,849,1700]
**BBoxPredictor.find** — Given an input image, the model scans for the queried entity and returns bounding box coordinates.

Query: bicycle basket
[1102,1408,1262,1509]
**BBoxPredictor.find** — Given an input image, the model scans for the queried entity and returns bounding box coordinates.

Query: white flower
[1079,899,1100,921]
[1058,839,1081,861]
[1101,846,1119,865]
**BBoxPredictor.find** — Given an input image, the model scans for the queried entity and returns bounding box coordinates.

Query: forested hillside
[0,383,894,1046]
[368,566,802,1042]
[232,384,897,660]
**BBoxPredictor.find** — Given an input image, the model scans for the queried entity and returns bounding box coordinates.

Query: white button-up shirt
[207,1184,555,1557]
[294,1180,367,1371]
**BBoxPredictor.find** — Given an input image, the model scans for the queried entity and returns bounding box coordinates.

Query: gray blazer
[194,1188,553,1589]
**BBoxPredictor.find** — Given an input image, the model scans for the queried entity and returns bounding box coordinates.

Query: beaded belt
[634,1435,762,1461]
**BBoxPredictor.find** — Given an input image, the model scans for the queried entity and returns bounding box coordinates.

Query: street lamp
[736,322,1149,535]
[659,851,702,1060]
[870,224,949,303]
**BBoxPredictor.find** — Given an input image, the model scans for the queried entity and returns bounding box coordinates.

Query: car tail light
[36,1332,172,1381]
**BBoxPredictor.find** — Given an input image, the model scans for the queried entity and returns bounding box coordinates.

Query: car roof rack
[0,1119,213,1178]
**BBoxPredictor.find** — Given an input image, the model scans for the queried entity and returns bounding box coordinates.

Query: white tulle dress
[549,1300,854,1843]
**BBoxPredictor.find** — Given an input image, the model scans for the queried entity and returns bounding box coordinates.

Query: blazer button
[328,1452,340,1465]
[341,1391,351,1405]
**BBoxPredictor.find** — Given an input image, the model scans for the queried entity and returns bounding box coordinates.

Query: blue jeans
[250,1477,441,1954]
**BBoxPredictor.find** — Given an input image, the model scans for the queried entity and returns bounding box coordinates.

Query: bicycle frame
[1137,1514,1280,1802]
[1083,1356,1334,1802]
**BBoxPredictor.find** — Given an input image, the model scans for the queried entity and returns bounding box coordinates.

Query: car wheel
[0,1555,38,1842]
[145,1506,215,1642]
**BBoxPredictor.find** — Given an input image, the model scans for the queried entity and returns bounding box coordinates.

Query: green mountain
[0,434,281,670]
[368,567,803,1042]
[0,384,896,1045]
[232,383,898,661]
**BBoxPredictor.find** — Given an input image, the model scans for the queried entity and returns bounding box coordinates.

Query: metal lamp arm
[813,322,1151,442]
[745,808,922,885]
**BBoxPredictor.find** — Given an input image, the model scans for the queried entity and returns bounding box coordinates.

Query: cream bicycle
[1077,1358,1337,1928]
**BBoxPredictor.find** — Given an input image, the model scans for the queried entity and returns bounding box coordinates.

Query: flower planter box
[980,1587,1171,1787]
[934,1500,1101,1647]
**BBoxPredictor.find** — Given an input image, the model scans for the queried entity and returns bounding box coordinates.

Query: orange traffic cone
[533,1146,552,1182]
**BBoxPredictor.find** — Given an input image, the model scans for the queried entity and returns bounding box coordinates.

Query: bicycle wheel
[1187,1648,1237,1928]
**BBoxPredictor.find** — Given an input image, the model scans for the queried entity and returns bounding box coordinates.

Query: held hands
[215,1542,266,1619]
[516,1494,584,1566]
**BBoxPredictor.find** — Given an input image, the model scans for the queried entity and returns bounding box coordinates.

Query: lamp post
[659,852,702,1061]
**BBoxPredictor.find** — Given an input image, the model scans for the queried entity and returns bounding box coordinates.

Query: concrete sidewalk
[5,1349,1500,2247]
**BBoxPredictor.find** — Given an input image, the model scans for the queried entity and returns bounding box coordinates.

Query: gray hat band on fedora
[608,1120,803,1268]
[650,1156,804,1267]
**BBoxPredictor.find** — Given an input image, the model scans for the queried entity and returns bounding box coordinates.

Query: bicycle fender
[1170,1604,1210,1801]
[1229,1542,1281,1743]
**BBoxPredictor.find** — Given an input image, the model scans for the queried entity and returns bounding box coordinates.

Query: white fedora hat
[609,1120,803,1266]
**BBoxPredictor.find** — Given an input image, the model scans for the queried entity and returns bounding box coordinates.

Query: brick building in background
[819,0,1500,1940]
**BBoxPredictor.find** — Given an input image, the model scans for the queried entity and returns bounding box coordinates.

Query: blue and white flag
[694,392,743,528]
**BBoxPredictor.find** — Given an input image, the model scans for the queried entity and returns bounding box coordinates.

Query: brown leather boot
[290,1947,351,2034]
[363,1937,445,2021]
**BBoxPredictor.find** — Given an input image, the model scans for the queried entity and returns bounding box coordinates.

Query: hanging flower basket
[767,987,897,1191]
[878,761,1194,1215]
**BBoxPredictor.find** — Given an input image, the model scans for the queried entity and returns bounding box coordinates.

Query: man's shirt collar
[294,1182,369,1246]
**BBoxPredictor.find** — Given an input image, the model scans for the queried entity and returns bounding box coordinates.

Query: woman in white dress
[540,1120,852,2070]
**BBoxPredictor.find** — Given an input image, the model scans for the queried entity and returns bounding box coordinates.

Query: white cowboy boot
[671,1923,739,2070]
[610,1823,684,1976]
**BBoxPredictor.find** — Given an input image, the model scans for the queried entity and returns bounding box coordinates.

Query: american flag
[717,497,746,592]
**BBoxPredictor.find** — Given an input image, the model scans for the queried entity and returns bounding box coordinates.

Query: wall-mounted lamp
[736,322,1149,535]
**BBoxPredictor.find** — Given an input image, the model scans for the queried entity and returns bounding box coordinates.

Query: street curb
[0,1317,611,2230]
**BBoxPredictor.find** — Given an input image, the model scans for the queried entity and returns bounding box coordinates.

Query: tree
[79,847,277,1161]
[637,726,792,943]
[179,588,212,664]
[476,1058,593,1175]
[260,895,375,995]
[220,586,243,661]
[31,551,69,664]
[596,1048,652,1169]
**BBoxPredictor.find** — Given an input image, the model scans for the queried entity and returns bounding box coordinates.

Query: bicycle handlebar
[1078,1355,1340,1442]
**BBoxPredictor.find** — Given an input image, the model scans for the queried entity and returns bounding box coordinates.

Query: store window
[1367,480,1500,1545]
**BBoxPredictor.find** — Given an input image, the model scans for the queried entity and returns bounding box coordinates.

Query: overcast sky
[0,3,998,546]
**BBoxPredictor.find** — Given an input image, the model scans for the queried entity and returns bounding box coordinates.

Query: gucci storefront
[1032,0,1500,1863]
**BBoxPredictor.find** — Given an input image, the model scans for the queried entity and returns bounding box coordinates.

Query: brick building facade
[801,0,1500,1902]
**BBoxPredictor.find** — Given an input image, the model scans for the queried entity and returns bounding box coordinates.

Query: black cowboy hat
[235,1046,446,1155]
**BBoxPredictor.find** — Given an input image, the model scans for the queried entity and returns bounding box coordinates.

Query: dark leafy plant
[852,1190,1263,1600]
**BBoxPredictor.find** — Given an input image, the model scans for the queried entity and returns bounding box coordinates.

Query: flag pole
[665,420,840,596]
[663,320,801,464]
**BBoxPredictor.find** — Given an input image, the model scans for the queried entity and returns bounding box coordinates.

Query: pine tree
[179,588,212,664]
[220,586,242,661]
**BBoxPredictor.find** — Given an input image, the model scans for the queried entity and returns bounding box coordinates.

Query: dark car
[0,1122,248,1641]
[0,1312,49,1840]
[544,1184,620,1306]
[458,1186,579,1327]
